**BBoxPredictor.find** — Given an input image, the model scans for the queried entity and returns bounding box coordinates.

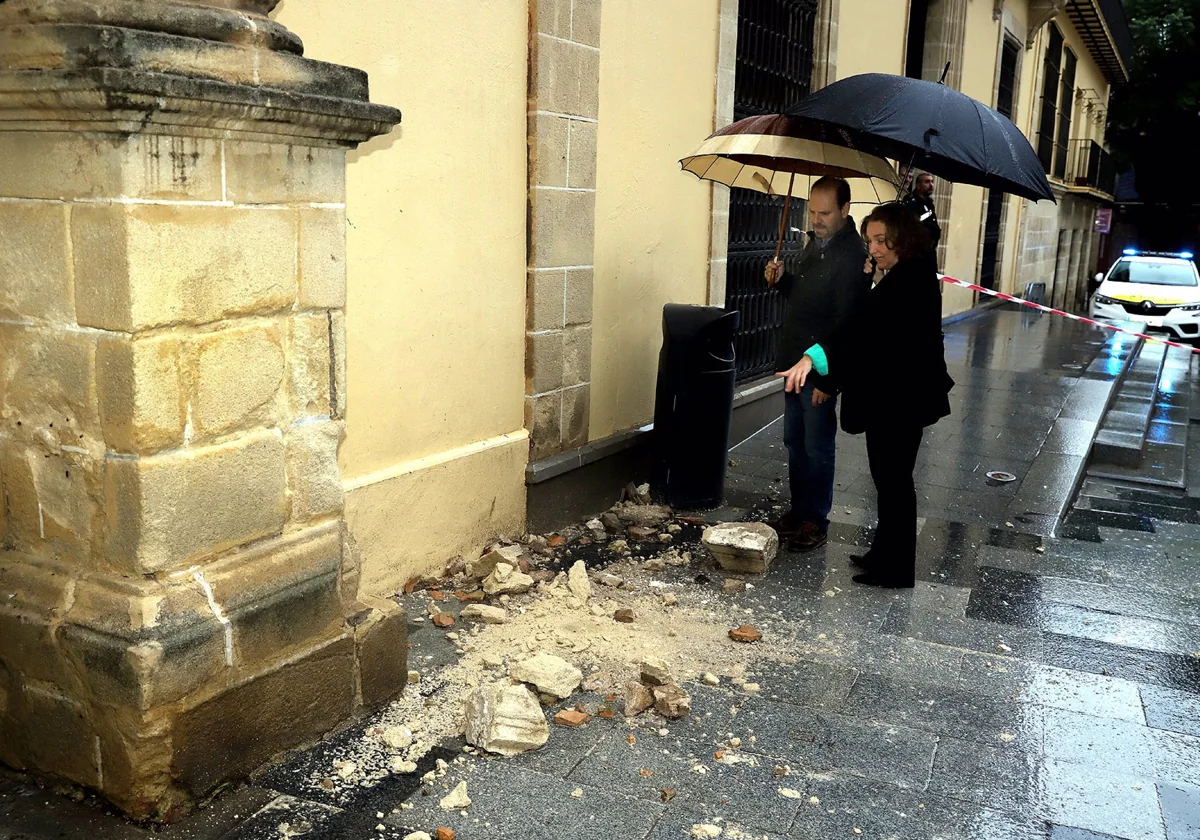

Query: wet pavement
[4,308,1200,840]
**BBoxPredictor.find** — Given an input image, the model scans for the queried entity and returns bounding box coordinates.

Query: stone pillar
[812,0,840,93]
[708,0,739,307]
[921,0,968,271]
[0,0,404,820]
[526,0,601,460]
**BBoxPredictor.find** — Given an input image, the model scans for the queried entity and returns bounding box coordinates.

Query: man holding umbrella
[903,170,942,269]
[763,176,871,552]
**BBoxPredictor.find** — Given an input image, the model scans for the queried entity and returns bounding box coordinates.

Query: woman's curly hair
[860,201,933,262]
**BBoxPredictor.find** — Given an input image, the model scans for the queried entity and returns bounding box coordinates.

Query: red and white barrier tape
[940,275,1200,355]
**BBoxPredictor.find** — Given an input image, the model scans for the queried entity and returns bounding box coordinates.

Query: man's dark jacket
[822,255,954,435]
[902,193,942,247]
[775,218,870,394]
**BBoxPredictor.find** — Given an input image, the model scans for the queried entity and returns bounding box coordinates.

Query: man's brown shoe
[767,509,806,539]
[787,522,828,553]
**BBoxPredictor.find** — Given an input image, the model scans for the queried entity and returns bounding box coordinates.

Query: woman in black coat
[780,202,954,588]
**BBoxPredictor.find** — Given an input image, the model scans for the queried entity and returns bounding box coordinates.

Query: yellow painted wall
[940,0,1001,314]
[274,0,529,594]
[836,0,908,78]
[588,0,722,440]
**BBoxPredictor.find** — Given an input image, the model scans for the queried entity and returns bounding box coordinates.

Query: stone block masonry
[525,0,602,460]
[0,0,405,821]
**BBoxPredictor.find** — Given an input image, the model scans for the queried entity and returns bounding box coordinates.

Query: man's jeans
[783,386,837,531]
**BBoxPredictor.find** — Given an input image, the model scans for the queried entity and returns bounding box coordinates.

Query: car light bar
[1121,248,1196,259]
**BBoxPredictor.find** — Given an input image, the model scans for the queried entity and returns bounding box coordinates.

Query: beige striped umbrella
[681,113,901,263]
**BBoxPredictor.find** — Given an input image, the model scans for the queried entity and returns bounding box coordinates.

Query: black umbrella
[786,73,1055,203]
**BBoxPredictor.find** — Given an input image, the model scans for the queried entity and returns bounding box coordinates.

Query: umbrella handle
[772,172,796,268]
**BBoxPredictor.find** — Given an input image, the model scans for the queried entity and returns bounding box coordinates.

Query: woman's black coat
[823,256,954,435]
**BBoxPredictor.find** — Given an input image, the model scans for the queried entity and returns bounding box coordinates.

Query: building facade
[0,0,1131,816]
[274,0,1130,591]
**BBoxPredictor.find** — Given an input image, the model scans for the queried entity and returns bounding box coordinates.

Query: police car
[1089,249,1200,341]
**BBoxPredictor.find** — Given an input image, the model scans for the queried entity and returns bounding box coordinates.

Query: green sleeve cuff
[805,344,829,376]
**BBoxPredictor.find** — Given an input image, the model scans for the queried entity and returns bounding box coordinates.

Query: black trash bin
[651,304,741,510]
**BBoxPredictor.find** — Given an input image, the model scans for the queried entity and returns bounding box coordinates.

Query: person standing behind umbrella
[902,171,942,271]
[763,177,871,553]
[780,202,954,588]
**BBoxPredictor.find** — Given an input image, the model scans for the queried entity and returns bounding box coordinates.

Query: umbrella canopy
[786,73,1055,203]
[681,114,900,205]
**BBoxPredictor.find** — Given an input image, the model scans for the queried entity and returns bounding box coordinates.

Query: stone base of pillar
[0,3,402,821]
[0,532,407,819]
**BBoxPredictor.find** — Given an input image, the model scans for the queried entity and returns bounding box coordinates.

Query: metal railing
[1065,138,1116,197]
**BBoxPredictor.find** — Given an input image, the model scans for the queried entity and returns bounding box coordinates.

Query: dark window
[1053,48,1077,181]
[726,0,819,382]
[1036,24,1064,173]
[905,0,929,80]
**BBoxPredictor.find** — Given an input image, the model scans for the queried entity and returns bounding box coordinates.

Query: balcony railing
[1064,138,1116,198]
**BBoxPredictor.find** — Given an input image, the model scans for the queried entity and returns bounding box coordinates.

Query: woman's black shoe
[848,553,875,569]
[852,570,915,589]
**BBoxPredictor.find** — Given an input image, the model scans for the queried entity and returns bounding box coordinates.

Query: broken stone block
[722,578,746,595]
[607,539,629,554]
[639,655,673,687]
[509,652,582,699]
[643,558,666,571]
[439,781,470,810]
[567,560,591,602]
[585,518,608,542]
[595,572,623,588]
[460,604,507,625]
[482,562,534,596]
[623,681,654,717]
[614,502,671,526]
[652,685,691,719]
[702,522,779,573]
[381,726,413,750]
[729,625,763,643]
[600,512,623,534]
[463,683,548,756]
[613,608,635,623]
[627,525,657,541]
[436,829,456,840]
[468,545,528,580]
[432,613,455,628]
[553,709,590,727]
[404,833,432,840]
[454,589,485,603]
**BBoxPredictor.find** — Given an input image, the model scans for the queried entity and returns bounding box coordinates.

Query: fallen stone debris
[286,495,803,804]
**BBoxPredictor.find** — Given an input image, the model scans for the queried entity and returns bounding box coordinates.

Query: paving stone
[959,654,1146,725]
[1158,781,1200,840]
[925,736,1041,812]
[388,763,662,840]
[843,672,1045,750]
[1140,684,1200,737]
[1041,758,1166,840]
[881,600,1045,661]
[643,805,791,840]
[565,729,801,834]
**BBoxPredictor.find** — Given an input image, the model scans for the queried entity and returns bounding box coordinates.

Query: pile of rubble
[302,486,791,810]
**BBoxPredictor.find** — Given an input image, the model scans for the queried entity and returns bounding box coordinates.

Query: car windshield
[1108,260,1198,287]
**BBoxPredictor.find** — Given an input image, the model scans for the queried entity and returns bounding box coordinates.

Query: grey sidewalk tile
[881,601,1046,661]
[565,730,801,834]
[645,805,791,840]
[791,771,1048,840]
[388,762,663,840]
[1158,782,1200,840]
[1148,727,1200,788]
[1040,759,1166,840]
[925,736,1042,813]
[842,671,1045,751]
[1140,684,1200,738]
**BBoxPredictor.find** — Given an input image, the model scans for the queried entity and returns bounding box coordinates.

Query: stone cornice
[0,2,400,145]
